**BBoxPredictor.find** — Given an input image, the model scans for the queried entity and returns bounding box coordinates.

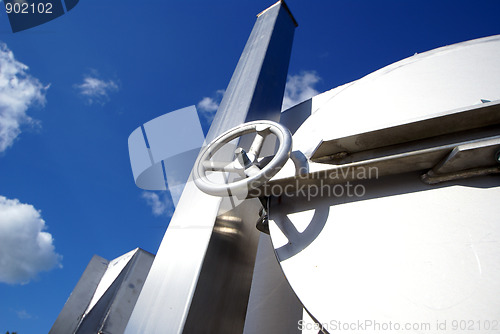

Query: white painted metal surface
[270,35,500,333]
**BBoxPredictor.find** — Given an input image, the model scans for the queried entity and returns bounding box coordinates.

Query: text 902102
[5,2,53,14]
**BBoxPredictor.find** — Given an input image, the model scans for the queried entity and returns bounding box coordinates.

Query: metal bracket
[256,101,500,197]
[421,137,500,184]
[311,99,500,162]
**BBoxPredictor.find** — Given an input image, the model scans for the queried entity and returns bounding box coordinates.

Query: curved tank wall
[285,35,500,158]
[273,35,500,333]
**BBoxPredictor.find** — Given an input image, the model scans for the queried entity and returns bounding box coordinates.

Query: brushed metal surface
[183,199,262,333]
[125,2,297,333]
[49,255,109,334]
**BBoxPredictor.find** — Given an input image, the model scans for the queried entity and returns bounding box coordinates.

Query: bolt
[496,150,500,164]
[235,148,252,168]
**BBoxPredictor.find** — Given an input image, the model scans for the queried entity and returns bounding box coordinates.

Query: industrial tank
[270,35,500,333]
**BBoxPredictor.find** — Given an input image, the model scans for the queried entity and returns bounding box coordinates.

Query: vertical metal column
[124,2,297,333]
[205,0,297,139]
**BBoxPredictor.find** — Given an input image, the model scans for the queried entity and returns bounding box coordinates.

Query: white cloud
[282,71,321,111]
[197,89,224,122]
[0,196,62,284]
[0,42,47,153]
[198,97,219,113]
[75,73,119,105]
[17,309,35,320]
[141,191,173,217]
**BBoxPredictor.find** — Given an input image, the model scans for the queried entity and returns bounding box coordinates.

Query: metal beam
[124,2,297,333]
[311,99,500,162]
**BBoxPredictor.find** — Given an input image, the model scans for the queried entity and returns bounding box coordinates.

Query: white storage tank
[270,35,500,333]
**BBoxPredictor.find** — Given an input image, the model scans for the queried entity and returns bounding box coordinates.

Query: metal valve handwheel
[193,120,292,197]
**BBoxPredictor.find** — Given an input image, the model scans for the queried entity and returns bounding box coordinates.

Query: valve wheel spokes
[193,120,292,197]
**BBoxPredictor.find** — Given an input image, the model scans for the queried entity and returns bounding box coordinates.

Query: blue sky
[0,1,499,333]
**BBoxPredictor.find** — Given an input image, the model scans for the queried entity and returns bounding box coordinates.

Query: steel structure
[50,249,154,334]
[125,2,300,333]
[124,3,500,334]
